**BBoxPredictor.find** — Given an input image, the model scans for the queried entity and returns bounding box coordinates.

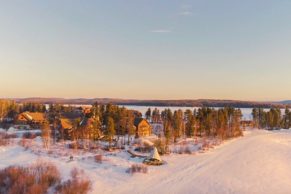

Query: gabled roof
[134,118,149,127]
[60,118,73,129]
[148,147,162,162]
[20,112,45,122]
[61,112,82,120]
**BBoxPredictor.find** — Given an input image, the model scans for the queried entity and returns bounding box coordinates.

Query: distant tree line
[252,107,291,130]
[21,102,46,113]
[15,98,290,108]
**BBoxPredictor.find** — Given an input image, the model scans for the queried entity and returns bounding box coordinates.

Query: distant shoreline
[4,97,290,108]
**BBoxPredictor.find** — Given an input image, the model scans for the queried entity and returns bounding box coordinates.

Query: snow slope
[113,130,291,194]
[1,129,291,194]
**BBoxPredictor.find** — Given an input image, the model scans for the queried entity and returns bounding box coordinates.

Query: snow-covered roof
[60,118,73,129]
[149,147,162,162]
[21,112,45,122]
[23,113,33,121]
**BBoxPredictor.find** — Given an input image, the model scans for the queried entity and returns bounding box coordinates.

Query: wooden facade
[134,118,152,137]
[59,118,74,139]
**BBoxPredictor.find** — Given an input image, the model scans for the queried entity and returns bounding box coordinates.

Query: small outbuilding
[143,147,163,165]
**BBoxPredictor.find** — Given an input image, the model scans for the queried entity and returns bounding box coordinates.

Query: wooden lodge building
[16,112,46,128]
[134,118,152,137]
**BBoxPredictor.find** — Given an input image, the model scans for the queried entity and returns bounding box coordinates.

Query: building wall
[137,120,152,137]
[16,114,29,124]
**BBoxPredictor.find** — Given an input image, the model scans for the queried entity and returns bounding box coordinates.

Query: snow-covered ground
[1,129,291,194]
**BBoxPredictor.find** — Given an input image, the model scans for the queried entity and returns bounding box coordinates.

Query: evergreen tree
[185,110,196,137]
[126,114,135,145]
[161,109,173,145]
[258,108,267,129]
[283,107,290,129]
[41,122,51,149]
[106,117,115,147]
[252,108,259,128]
[152,108,161,123]
[145,108,152,121]
[173,110,184,142]
[91,119,102,141]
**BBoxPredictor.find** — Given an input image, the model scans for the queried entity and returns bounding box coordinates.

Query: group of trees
[0,100,46,122]
[21,102,46,113]
[0,100,18,120]
[146,108,161,123]
[9,99,291,149]
[90,103,141,143]
[146,107,243,144]
[55,103,143,148]
[35,104,291,150]
[252,107,291,130]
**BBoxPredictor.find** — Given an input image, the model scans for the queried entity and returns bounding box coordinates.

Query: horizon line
[1,96,289,103]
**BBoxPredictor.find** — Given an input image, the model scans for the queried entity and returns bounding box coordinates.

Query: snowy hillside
[117,129,291,194]
[1,129,291,194]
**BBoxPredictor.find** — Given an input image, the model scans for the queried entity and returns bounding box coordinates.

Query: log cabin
[16,112,46,128]
[134,118,152,137]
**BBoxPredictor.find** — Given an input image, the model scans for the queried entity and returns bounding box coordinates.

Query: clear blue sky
[0,0,291,101]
